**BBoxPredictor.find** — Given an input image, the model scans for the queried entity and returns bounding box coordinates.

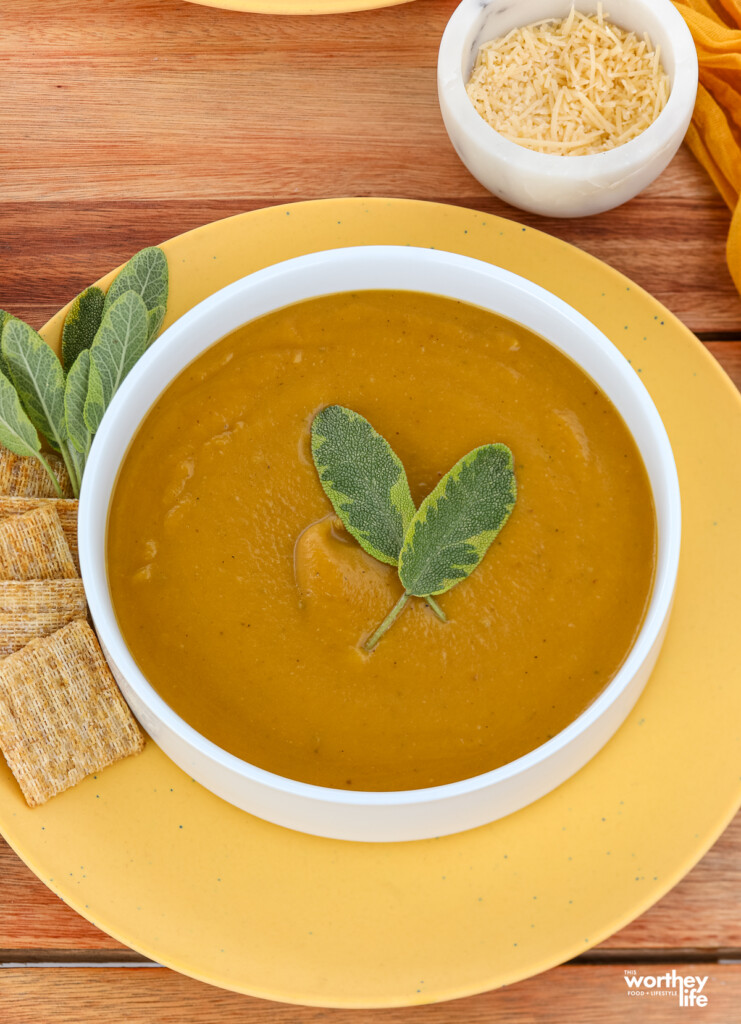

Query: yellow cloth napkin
[674,0,741,295]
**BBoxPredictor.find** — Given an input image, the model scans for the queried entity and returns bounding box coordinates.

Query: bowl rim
[437,0,699,174]
[79,244,681,810]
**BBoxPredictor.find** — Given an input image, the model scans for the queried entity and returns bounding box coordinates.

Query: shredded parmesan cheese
[465,5,670,156]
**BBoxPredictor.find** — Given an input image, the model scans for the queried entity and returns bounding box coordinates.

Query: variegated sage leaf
[65,349,92,455]
[399,443,516,597]
[84,290,148,434]
[62,285,105,371]
[1,318,68,452]
[311,405,416,566]
[103,246,168,340]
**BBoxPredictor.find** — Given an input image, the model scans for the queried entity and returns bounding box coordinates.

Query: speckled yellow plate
[1,199,740,1008]
[182,0,413,14]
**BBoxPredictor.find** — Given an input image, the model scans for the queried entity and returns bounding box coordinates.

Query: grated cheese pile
[466,5,670,156]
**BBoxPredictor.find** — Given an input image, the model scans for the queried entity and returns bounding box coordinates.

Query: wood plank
[0,964,738,1022]
[1,811,740,952]
[605,809,741,950]
[704,342,741,389]
[0,180,739,337]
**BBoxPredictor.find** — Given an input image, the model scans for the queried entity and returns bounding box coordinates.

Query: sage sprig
[0,246,169,498]
[2,318,68,449]
[0,311,13,382]
[399,444,517,596]
[310,406,517,651]
[64,349,92,457]
[0,371,64,496]
[84,290,149,434]
[61,286,105,371]
[103,246,168,341]
[311,405,416,566]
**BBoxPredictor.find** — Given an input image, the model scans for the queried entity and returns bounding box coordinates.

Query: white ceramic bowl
[79,245,681,842]
[438,0,698,217]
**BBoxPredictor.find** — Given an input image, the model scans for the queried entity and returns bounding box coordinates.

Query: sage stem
[363,592,410,652]
[65,440,84,498]
[56,441,80,499]
[425,596,447,622]
[35,451,64,498]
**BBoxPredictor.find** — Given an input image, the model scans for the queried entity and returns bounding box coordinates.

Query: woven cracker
[0,498,79,569]
[0,449,73,498]
[0,620,144,806]
[0,506,77,581]
[0,579,87,658]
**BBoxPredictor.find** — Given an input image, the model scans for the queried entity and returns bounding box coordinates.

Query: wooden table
[2,0,740,1019]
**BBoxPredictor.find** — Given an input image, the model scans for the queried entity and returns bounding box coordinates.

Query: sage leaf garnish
[66,442,85,495]
[0,365,64,497]
[0,371,42,459]
[2,318,68,453]
[103,246,168,340]
[65,349,93,456]
[0,311,13,382]
[399,444,517,597]
[84,290,149,434]
[1,316,80,493]
[82,358,105,437]
[310,407,517,651]
[311,405,416,566]
[61,286,105,371]
[147,305,166,342]
[0,245,169,498]
[366,444,516,650]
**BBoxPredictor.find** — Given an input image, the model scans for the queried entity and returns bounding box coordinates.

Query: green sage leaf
[65,349,92,455]
[62,286,105,371]
[0,370,41,460]
[0,311,13,381]
[103,246,168,340]
[83,357,106,435]
[399,443,517,597]
[147,305,166,342]
[311,405,416,566]
[1,318,68,452]
[84,290,148,434]
[65,442,84,497]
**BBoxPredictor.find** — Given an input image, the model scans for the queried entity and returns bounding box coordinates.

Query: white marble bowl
[438,0,698,217]
[79,245,681,842]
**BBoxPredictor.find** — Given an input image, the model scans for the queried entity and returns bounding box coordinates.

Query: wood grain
[705,342,741,385]
[1,964,739,1023]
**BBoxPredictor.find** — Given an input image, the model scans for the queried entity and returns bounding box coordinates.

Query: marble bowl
[437,0,698,217]
[80,245,681,843]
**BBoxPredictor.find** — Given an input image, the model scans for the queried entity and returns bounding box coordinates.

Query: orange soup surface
[107,291,656,790]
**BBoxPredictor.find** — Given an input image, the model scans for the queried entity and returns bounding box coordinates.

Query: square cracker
[0,579,87,658]
[0,505,77,581]
[0,449,73,499]
[0,620,144,807]
[0,498,79,569]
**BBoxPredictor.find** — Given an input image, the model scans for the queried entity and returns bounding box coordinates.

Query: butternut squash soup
[107,291,656,791]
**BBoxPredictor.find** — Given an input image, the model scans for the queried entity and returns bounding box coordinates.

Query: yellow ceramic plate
[1,199,740,1008]
[182,0,413,14]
